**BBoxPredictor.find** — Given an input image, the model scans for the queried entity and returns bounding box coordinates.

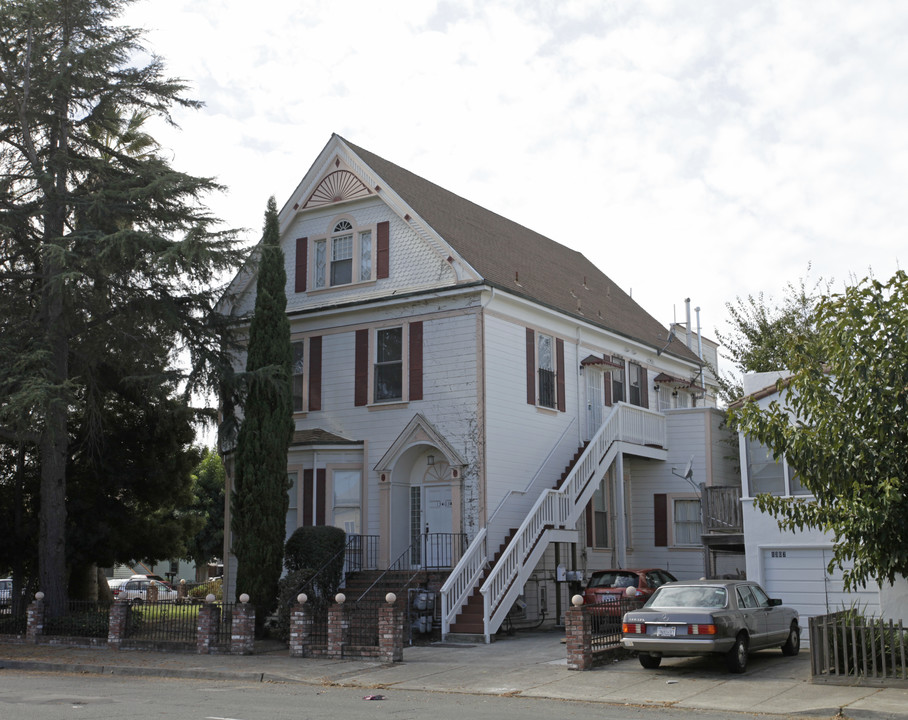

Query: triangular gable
[278,135,480,284]
[374,413,466,473]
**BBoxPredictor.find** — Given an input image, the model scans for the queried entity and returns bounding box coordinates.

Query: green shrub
[284,525,346,573]
[45,609,109,638]
[188,577,223,601]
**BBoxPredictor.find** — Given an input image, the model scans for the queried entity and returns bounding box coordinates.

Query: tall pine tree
[0,0,242,615]
[231,197,293,631]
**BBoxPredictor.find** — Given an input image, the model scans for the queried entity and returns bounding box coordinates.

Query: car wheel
[638,653,662,669]
[781,623,800,656]
[726,633,748,673]
[131,597,144,606]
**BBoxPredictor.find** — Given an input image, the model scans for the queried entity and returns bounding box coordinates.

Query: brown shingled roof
[290,429,360,446]
[340,136,699,365]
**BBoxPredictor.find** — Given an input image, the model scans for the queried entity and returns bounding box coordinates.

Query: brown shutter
[302,469,313,526]
[376,221,390,279]
[603,355,613,406]
[308,335,322,411]
[295,237,308,293]
[354,329,369,406]
[556,337,566,412]
[654,493,668,547]
[526,328,535,405]
[316,469,326,526]
[409,321,423,401]
[640,367,649,409]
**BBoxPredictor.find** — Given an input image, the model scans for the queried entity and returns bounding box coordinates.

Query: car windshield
[589,572,638,589]
[647,585,728,609]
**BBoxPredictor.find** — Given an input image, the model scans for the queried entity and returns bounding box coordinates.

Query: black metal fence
[44,601,109,638]
[125,601,198,642]
[0,606,28,636]
[345,535,380,573]
[589,596,644,652]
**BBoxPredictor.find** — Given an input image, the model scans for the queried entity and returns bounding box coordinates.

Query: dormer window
[312,219,374,289]
[295,220,389,294]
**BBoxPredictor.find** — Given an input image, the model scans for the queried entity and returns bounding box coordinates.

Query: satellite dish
[672,456,694,482]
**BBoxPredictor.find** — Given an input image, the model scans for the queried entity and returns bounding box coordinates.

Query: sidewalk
[1,631,906,719]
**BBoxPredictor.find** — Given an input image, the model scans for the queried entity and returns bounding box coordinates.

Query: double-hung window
[312,219,375,289]
[374,327,404,402]
[537,333,556,409]
[673,498,702,545]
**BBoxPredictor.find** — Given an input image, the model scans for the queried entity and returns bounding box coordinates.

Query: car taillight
[687,624,717,635]
[623,622,644,634]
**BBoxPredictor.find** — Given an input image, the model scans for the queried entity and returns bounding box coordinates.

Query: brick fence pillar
[565,598,593,671]
[378,594,404,663]
[147,582,159,604]
[108,600,129,648]
[327,594,350,659]
[231,597,255,655]
[196,602,221,654]
[289,595,313,658]
[26,593,45,643]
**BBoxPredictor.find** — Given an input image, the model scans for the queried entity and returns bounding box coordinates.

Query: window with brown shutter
[526,328,536,405]
[376,221,389,278]
[295,237,308,293]
[354,329,369,406]
[301,468,327,526]
[308,336,322,411]
[556,338,566,412]
[409,321,423,401]
[654,493,668,547]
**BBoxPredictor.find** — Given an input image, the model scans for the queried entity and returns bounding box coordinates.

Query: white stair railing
[480,403,665,637]
[439,528,487,635]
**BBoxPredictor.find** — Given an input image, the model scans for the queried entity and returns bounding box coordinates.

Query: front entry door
[411,483,453,568]
[586,369,604,440]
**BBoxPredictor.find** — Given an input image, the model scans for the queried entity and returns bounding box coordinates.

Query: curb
[0,659,266,683]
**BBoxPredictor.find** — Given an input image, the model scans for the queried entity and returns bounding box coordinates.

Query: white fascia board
[278,136,481,285]
[486,288,702,375]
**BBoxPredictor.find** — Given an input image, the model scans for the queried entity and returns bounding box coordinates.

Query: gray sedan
[622,579,800,673]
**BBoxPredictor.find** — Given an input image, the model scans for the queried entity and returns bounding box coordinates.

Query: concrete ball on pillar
[239,593,250,604]
[297,593,308,604]
[35,592,45,601]
[385,592,397,604]
[205,593,216,603]
[335,593,346,604]
[571,594,583,607]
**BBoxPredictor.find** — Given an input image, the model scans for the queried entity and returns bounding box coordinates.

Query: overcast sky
[123,0,906,360]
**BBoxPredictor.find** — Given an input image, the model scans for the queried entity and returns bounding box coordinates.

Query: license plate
[655,626,676,637]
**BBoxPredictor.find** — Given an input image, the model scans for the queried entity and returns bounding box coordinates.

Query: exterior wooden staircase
[447,443,589,636]
[441,403,667,642]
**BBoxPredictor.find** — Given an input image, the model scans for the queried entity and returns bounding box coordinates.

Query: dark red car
[583,568,677,615]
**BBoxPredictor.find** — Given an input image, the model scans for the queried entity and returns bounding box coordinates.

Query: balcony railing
[702,485,742,533]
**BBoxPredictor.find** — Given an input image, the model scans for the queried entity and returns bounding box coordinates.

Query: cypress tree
[231,197,293,631]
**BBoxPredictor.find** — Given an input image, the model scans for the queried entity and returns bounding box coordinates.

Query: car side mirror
[769,598,782,606]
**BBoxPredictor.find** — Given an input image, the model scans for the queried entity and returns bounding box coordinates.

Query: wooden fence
[809,610,908,686]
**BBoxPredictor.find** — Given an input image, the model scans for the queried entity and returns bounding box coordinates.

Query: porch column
[614,454,627,567]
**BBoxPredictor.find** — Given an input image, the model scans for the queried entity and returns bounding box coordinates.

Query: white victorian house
[220,135,743,641]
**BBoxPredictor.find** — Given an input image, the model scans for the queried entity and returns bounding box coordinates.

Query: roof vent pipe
[695,306,703,359]
[685,298,692,349]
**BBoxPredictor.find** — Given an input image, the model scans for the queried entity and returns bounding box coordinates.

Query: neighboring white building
[735,371,908,633]
[220,134,743,641]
